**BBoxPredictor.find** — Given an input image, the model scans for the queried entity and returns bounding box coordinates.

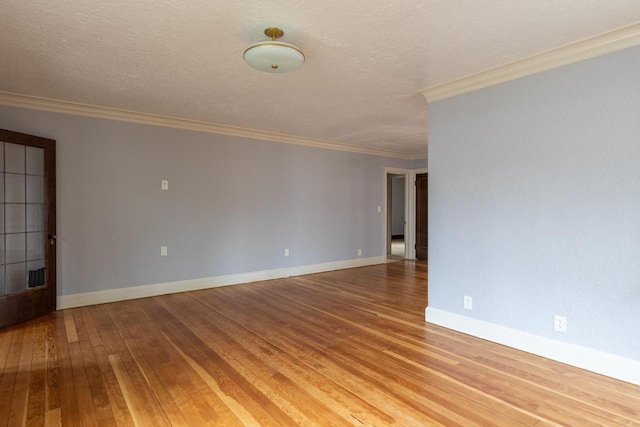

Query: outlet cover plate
[554,315,567,333]
[464,295,473,310]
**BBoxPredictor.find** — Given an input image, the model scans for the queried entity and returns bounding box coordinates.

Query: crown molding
[421,22,640,103]
[0,91,425,160]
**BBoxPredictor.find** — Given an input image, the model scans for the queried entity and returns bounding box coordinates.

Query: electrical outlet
[160,246,168,256]
[464,295,473,310]
[284,248,289,257]
[161,180,169,190]
[554,315,567,333]
[358,249,362,256]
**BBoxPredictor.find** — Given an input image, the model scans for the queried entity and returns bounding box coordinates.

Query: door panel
[416,173,427,261]
[0,129,56,329]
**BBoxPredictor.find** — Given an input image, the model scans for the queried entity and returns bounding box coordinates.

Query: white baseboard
[425,307,640,386]
[57,256,384,310]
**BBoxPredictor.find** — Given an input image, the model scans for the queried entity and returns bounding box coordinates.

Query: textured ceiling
[1,1,640,157]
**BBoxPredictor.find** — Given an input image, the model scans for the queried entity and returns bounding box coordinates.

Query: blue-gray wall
[428,46,640,360]
[412,157,427,169]
[0,106,413,296]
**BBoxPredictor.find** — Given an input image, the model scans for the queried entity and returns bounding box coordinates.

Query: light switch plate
[162,180,169,190]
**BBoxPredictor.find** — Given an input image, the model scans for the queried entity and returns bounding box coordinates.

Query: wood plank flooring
[1,261,639,426]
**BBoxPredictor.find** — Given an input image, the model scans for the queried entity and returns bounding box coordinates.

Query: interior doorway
[384,167,410,261]
[388,174,406,260]
[383,167,428,263]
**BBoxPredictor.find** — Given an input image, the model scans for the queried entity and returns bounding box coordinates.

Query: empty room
[1,1,640,425]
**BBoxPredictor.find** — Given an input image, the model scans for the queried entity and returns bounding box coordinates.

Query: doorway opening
[388,174,406,261]
[384,167,411,262]
[383,167,428,263]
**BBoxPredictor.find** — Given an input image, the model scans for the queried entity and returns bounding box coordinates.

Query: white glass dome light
[243,27,305,73]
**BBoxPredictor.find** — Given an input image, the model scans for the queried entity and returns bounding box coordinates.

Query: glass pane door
[0,128,55,329]
[0,142,46,295]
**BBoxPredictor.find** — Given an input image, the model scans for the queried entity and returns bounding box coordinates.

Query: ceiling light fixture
[243,27,305,73]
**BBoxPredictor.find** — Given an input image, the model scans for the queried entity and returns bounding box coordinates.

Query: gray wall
[0,106,412,296]
[391,177,405,236]
[412,157,427,169]
[428,45,640,360]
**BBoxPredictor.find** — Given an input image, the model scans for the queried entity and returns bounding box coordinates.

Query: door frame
[383,167,426,261]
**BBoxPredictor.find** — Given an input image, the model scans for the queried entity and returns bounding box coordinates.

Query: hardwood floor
[1,261,639,426]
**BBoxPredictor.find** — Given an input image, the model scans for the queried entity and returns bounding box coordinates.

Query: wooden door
[0,129,56,329]
[416,173,427,261]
